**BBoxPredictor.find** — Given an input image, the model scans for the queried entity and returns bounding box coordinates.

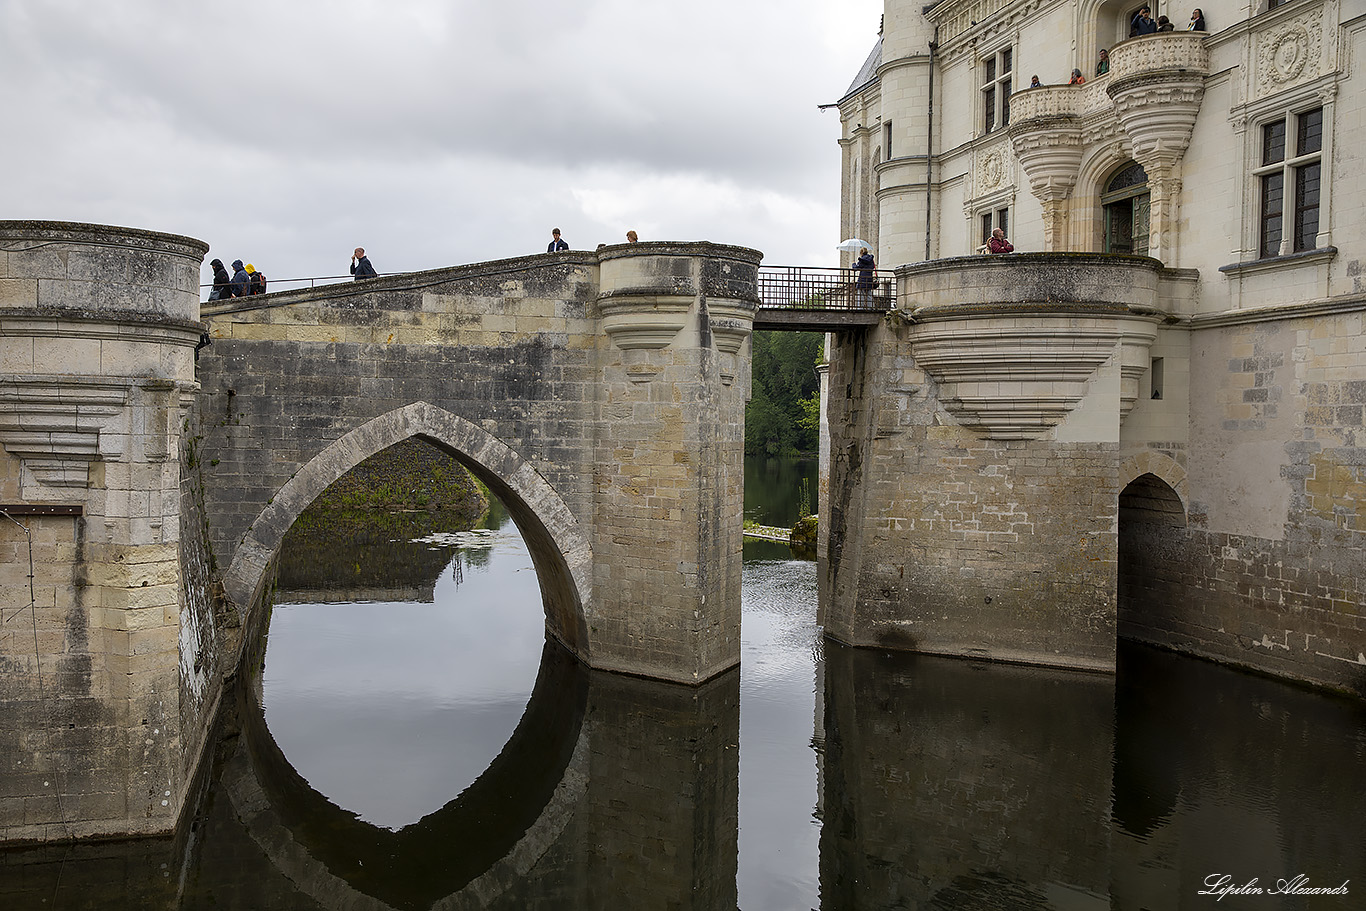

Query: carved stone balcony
[1008,89,1085,250]
[1107,33,1210,167]
[898,254,1164,440]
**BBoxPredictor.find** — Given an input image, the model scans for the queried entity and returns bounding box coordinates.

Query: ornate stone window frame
[1231,82,1336,268]
[979,42,1016,136]
[970,193,1016,253]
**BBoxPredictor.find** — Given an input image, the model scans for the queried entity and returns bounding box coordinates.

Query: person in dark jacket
[1156,15,1175,31]
[230,259,250,297]
[547,228,569,252]
[1130,6,1157,35]
[1188,8,1206,30]
[853,248,875,307]
[208,258,232,300]
[246,263,267,295]
[351,247,378,280]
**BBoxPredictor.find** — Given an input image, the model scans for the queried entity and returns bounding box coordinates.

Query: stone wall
[823,318,1122,668]
[1119,305,1366,697]
[0,220,209,841]
[821,255,1168,671]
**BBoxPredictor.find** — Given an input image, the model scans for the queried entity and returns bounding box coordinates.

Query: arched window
[1101,161,1150,255]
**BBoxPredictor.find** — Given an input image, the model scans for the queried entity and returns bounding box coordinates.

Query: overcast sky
[4,0,883,291]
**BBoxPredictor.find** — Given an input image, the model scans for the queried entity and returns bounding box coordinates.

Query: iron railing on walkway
[202,266,900,313]
[757,265,896,313]
[200,274,357,299]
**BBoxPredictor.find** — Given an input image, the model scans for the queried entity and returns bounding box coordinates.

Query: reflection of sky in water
[739,557,821,911]
[261,525,546,831]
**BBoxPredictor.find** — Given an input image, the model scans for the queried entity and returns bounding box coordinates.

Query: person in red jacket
[988,228,1014,254]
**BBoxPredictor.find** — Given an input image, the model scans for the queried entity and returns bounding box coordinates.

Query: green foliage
[745,330,824,457]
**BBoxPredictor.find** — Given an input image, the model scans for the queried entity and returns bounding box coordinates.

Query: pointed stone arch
[1119,450,1188,515]
[222,401,592,661]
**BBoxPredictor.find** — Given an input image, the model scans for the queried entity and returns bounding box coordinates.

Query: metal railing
[757,265,896,312]
[200,274,360,299]
[202,265,900,312]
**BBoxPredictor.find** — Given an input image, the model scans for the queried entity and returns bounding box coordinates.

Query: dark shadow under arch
[1119,471,1186,528]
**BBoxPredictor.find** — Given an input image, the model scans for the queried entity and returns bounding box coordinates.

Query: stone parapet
[898,254,1164,439]
[1107,32,1211,84]
[0,221,207,322]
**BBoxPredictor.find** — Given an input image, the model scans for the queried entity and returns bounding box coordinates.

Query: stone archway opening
[1117,471,1187,644]
[274,437,492,602]
[222,403,593,673]
[241,423,592,843]
[1101,161,1151,255]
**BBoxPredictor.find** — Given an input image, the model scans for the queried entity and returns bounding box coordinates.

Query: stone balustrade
[1009,85,1081,123]
[1108,32,1211,84]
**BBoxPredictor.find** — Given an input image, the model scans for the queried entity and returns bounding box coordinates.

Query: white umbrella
[836,238,872,252]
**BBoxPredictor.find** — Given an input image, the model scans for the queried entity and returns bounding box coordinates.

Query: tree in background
[745,330,824,456]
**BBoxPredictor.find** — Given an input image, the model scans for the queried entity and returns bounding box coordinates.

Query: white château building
[818,0,1366,694]
[835,0,1358,280]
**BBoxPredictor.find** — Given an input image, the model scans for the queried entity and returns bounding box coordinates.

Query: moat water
[4,457,1365,909]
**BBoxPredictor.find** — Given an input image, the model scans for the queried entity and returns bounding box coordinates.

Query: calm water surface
[4,461,1365,909]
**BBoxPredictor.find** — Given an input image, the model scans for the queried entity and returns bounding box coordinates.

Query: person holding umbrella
[853,247,875,307]
[837,237,874,307]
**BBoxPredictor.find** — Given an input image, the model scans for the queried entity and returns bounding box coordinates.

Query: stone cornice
[0,220,209,261]
[1186,287,1364,330]
[0,308,206,342]
[1217,246,1337,277]
[928,0,1053,59]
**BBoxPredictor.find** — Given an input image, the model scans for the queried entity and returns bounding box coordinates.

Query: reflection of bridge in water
[7,636,1366,907]
[194,641,740,911]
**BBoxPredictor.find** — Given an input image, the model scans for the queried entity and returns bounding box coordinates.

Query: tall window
[1254,107,1322,258]
[981,49,1012,134]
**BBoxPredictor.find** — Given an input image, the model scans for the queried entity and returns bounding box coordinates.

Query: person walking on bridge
[351,247,377,280]
[208,258,232,300]
[230,259,251,297]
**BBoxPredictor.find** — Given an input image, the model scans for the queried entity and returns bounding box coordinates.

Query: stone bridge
[0,221,757,843]
[196,242,758,687]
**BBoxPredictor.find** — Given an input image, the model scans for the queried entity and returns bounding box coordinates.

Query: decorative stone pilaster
[1107,34,1210,263]
[1009,88,1085,250]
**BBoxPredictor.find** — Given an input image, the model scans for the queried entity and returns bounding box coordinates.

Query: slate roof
[842,35,883,101]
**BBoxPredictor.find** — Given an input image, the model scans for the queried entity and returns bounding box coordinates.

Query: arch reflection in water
[262,516,545,830]
[183,643,740,910]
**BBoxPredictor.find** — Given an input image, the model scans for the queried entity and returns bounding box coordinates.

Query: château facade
[820,0,1366,694]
